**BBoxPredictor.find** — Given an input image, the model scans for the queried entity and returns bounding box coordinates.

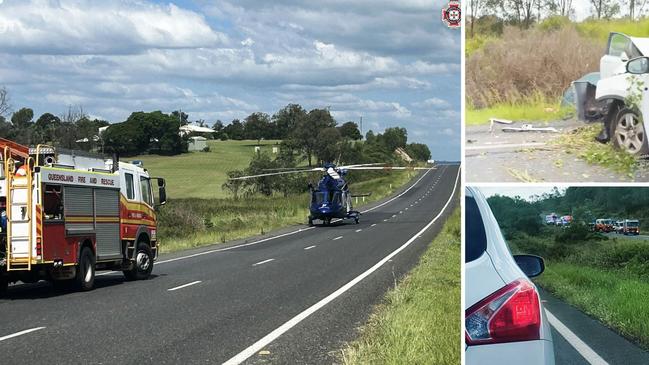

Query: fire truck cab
[0,138,166,293]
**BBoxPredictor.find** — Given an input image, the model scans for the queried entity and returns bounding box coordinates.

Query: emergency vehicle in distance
[0,138,166,294]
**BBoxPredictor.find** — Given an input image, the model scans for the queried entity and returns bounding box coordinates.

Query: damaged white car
[575,32,649,156]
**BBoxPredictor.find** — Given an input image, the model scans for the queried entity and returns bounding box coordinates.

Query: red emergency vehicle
[0,138,166,293]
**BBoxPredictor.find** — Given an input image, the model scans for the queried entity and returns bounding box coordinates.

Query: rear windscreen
[466,195,487,263]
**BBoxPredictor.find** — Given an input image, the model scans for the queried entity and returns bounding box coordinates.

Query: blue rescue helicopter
[230,162,433,226]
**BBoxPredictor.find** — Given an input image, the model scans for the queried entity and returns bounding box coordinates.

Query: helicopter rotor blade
[336,162,387,169]
[344,166,435,171]
[228,167,325,180]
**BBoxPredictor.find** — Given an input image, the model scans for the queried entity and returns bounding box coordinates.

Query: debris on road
[502,124,559,133]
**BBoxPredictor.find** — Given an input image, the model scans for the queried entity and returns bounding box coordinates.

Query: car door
[601,33,642,79]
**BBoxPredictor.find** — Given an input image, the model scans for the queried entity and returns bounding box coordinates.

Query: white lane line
[392,214,397,218]
[0,327,46,342]
[168,280,202,291]
[304,245,316,250]
[119,168,436,270]
[154,227,318,266]
[360,168,432,213]
[333,236,343,241]
[252,259,275,267]
[355,229,362,233]
[222,165,460,365]
[371,223,377,227]
[545,310,609,365]
[383,219,388,222]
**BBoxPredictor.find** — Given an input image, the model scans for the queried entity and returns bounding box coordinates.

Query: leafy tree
[171,110,189,125]
[272,104,307,139]
[34,113,61,144]
[314,127,342,163]
[224,119,244,140]
[291,108,337,166]
[338,121,362,140]
[213,120,225,139]
[244,112,271,144]
[405,143,432,161]
[379,127,407,152]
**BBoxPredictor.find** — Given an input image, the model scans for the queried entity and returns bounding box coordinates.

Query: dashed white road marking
[252,259,275,267]
[0,327,46,342]
[168,280,202,291]
[221,165,460,365]
[355,229,362,233]
[392,214,397,218]
[371,223,377,227]
[383,219,388,222]
[545,310,609,365]
[304,245,316,250]
[333,236,343,241]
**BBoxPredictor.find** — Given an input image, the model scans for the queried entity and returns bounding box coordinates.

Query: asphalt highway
[0,163,460,364]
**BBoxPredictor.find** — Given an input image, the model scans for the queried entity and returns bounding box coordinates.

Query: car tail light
[465,279,541,345]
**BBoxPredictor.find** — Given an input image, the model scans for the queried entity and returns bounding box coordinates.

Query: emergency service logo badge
[442,0,461,29]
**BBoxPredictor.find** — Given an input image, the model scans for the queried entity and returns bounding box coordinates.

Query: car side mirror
[513,254,545,278]
[627,56,649,74]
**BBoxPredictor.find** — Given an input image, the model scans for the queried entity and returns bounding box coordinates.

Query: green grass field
[132,140,282,199]
[341,207,460,365]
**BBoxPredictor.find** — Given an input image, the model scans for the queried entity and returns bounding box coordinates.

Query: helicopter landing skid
[308,211,361,226]
[346,211,361,224]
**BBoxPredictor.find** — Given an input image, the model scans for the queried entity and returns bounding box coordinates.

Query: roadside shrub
[555,224,607,244]
[467,25,601,108]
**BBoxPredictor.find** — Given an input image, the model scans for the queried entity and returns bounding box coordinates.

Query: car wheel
[612,108,649,156]
[75,247,96,291]
[123,241,154,281]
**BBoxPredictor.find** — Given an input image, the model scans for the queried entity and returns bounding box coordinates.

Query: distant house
[188,136,208,151]
[179,124,215,136]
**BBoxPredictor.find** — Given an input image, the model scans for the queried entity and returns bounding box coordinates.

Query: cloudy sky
[0,0,460,160]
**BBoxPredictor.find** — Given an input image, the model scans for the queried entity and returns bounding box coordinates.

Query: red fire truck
[0,138,166,293]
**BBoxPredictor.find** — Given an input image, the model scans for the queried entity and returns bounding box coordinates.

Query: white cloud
[0,1,227,55]
[412,97,451,109]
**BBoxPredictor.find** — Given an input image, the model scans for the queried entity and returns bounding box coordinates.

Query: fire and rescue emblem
[442,0,461,29]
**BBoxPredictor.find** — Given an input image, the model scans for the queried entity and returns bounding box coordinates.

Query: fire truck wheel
[124,241,153,281]
[75,247,96,291]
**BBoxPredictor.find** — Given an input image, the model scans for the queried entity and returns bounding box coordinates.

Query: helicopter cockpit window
[331,192,342,205]
[314,192,326,205]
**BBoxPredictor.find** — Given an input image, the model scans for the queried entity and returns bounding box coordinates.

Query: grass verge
[158,171,419,253]
[132,139,282,199]
[466,100,573,126]
[340,207,460,365]
[536,263,649,349]
[553,124,637,177]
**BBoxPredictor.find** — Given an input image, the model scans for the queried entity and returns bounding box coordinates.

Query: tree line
[487,187,649,236]
[469,0,644,37]
[0,88,430,163]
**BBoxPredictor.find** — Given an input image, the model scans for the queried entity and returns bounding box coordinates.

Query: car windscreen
[628,221,639,227]
[466,195,487,263]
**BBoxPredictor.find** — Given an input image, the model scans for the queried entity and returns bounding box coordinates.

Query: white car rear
[465,187,555,365]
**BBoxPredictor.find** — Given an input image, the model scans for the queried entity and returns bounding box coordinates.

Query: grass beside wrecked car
[466,99,573,126]
[341,207,460,365]
[553,124,638,177]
